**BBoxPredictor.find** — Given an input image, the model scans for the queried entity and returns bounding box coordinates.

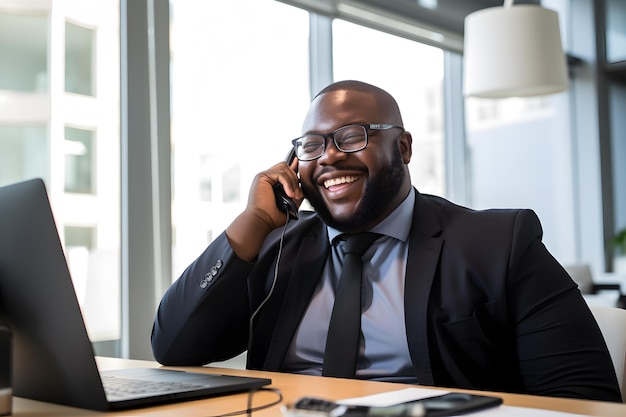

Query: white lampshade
[463,4,568,98]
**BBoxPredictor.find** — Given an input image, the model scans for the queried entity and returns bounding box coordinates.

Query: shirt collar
[327,188,416,245]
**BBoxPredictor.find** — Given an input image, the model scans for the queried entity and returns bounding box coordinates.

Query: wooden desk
[11,357,626,416]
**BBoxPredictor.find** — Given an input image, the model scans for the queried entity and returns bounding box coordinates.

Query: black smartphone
[283,392,503,417]
[273,148,299,220]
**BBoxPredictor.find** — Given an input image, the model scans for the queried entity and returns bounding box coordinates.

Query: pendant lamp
[463,0,568,98]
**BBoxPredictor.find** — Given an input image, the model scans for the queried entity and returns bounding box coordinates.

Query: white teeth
[324,176,359,188]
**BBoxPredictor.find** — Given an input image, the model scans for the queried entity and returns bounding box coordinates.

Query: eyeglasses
[291,123,404,161]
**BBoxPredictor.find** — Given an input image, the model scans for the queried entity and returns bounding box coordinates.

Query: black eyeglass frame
[291,123,404,161]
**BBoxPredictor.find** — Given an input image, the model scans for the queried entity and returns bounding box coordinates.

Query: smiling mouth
[323,175,361,189]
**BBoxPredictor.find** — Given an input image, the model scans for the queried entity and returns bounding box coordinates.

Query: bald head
[305,80,405,131]
[314,80,389,98]
[315,81,403,125]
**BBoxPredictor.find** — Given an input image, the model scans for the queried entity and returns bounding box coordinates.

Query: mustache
[313,165,368,184]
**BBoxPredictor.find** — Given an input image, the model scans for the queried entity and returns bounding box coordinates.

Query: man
[152,80,621,402]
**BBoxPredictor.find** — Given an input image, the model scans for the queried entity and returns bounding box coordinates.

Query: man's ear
[399,131,413,164]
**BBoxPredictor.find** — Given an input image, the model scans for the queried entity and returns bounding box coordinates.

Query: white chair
[589,305,626,401]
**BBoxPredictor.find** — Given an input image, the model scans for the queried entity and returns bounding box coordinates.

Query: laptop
[0,178,271,411]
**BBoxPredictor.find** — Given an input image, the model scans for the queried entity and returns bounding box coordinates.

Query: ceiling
[278,0,541,52]
[363,0,541,35]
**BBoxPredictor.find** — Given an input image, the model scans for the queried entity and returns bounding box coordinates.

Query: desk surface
[11,357,626,416]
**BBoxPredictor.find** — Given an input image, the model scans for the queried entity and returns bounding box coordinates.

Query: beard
[302,146,407,233]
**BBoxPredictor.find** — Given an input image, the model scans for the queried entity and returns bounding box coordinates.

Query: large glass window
[333,20,446,197]
[170,0,310,276]
[464,94,576,264]
[0,1,120,351]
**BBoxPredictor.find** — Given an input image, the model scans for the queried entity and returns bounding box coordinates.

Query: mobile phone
[282,393,502,417]
[273,148,299,220]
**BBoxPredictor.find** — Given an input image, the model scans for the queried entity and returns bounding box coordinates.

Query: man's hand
[226,159,302,262]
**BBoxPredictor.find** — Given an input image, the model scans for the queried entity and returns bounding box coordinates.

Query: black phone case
[418,393,503,417]
[274,182,299,220]
[274,148,298,220]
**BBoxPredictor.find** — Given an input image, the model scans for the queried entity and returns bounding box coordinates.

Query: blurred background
[0,0,624,360]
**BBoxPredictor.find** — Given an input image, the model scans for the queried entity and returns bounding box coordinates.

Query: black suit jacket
[152,191,622,402]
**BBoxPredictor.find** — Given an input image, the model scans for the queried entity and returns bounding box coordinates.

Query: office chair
[589,305,626,402]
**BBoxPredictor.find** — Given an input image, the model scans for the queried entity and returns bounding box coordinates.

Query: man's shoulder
[419,193,537,220]
[417,193,541,237]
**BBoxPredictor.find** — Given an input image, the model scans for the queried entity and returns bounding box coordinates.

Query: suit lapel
[261,191,444,380]
[263,225,329,370]
[404,192,443,385]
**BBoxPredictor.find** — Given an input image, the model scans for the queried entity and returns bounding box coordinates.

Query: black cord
[211,207,288,416]
[205,387,284,417]
[247,207,291,351]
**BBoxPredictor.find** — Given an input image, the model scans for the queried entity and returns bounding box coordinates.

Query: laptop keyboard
[102,375,205,400]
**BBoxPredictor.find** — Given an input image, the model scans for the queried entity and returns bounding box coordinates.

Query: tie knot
[345,232,380,256]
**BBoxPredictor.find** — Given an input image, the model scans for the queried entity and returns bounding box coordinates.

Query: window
[0,13,47,92]
[64,126,95,194]
[170,0,310,276]
[0,126,49,184]
[605,0,626,63]
[0,1,120,352]
[333,19,446,196]
[464,94,577,263]
[65,22,95,96]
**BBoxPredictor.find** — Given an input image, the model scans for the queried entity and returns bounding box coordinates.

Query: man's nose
[318,138,347,164]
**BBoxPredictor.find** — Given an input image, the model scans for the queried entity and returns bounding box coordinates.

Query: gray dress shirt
[282,189,418,382]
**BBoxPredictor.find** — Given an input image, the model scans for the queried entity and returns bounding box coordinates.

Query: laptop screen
[0,178,111,409]
[0,179,271,411]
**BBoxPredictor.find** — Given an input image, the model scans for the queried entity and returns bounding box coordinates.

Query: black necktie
[323,232,380,378]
